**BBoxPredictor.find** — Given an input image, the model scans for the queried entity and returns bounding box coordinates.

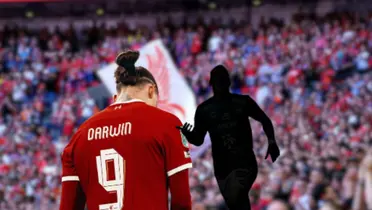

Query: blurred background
[0,0,372,210]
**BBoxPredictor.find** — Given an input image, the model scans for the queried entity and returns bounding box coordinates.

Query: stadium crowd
[0,11,372,210]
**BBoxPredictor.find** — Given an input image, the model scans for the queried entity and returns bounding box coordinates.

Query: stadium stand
[0,4,372,210]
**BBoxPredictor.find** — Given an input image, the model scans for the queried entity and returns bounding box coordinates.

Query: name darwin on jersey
[88,122,132,141]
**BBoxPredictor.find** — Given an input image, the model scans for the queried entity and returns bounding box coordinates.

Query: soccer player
[59,50,192,210]
[178,65,280,210]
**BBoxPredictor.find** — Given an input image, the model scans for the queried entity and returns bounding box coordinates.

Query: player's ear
[148,85,155,99]
[113,94,117,102]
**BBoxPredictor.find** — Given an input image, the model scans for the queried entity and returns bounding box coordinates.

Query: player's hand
[176,122,193,140]
[265,141,280,162]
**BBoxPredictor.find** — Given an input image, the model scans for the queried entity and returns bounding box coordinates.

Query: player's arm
[246,95,276,143]
[59,131,86,210]
[163,116,193,210]
[169,170,191,210]
[188,107,207,146]
[60,182,86,210]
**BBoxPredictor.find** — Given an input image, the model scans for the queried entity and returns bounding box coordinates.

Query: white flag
[97,40,197,123]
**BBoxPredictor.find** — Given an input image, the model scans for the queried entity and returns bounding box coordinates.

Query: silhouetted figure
[178,65,280,210]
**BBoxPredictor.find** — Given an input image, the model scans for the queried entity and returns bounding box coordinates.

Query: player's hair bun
[116,50,140,76]
[115,50,140,86]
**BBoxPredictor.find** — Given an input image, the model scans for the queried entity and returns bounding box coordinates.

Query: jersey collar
[110,99,145,106]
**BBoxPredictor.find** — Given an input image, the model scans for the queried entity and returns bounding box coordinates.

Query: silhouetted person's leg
[217,159,258,210]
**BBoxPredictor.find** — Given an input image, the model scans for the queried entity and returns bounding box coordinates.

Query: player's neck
[115,93,134,103]
[115,93,133,103]
[115,92,146,104]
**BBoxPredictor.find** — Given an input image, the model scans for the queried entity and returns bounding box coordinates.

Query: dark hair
[114,50,158,93]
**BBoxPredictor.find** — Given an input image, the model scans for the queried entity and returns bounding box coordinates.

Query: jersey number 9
[96,149,125,210]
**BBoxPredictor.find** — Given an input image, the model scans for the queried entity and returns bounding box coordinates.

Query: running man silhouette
[178,65,280,210]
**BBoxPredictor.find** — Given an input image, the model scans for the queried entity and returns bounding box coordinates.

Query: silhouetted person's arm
[189,107,208,146]
[178,107,207,146]
[246,96,280,162]
[246,96,276,143]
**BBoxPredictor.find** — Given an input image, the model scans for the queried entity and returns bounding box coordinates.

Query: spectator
[267,200,290,210]
[352,150,372,210]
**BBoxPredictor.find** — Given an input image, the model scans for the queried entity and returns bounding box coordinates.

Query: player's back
[70,100,173,210]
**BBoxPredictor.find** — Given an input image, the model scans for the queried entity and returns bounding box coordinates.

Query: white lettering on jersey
[88,122,132,141]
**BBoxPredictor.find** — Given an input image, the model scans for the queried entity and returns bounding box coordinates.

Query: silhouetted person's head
[209,65,231,95]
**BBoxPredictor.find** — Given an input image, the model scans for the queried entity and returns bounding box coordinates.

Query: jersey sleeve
[61,130,81,183]
[162,116,193,177]
[60,130,86,210]
[59,181,86,210]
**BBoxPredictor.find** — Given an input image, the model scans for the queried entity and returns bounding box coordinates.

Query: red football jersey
[61,99,192,210]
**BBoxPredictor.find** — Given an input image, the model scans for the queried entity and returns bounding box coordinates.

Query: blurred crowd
[0,11,372,210]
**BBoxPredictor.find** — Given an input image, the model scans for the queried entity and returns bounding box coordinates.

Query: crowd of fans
[0,11,372,210]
